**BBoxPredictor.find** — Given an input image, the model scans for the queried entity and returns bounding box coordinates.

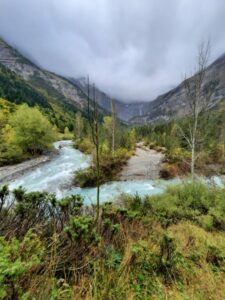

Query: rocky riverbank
[120,142,164,180]
[0,150,59,184]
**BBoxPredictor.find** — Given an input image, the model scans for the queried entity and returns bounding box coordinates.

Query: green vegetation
[0,102,55,165]
[10,105,54,154]
[136,101,225,178]
[0,65,50,108]
[0,182,225,299]
[74,113,136,187]
[0,65,81,131]
[75,148,132,187]
[0,41,224,300]
[73,99,225,187]
[0,46,224,300]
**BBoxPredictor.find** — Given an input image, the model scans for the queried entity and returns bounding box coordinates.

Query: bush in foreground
[0,182,225,299]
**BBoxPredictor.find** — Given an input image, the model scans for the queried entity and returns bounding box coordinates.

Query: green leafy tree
[0,110,6,146]
[111,99,116,154]
[9,104,54,155]
[1,124,23,163]
[0,108,23,164]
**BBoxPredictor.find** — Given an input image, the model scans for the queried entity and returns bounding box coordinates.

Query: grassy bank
[0,181,225,299]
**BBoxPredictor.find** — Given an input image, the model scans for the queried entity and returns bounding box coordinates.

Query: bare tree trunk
[191,113,198,179]
[96,140,100,221]
[87,77,101,222]
[112,121,115,155]
[180,41,214,180]
[111,99,116,155]
[191,143,195,179]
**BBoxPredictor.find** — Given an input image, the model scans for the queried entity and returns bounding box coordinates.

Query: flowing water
[8,140,224,205]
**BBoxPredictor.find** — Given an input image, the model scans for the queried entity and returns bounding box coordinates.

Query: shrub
[105,246,122,270]
[74,138,94,154]
[0,231,44,299]
[74,167,103,187]
[74,149,131,187]
[123,182,225,231]
[197,150,211,167]
[64,216,100,244]
[1,182,225,299]
[167,147,190,163]
[157,234,185,283]
[196,215,214,231]
[160,163,179,179]
[58,194,84,217]
[210,144,225,164]
[206,245,225,269]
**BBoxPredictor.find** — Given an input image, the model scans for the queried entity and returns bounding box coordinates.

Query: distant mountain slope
[0,38,109,126]
[0,64,50,108]
[0,38,88,108]
[71,50,225,123]
[130,53,225,123]
[70,77,149,121]
[1,37,224,124]
[0,64,78,130]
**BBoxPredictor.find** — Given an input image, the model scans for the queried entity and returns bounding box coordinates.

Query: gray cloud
[0,0,225,101]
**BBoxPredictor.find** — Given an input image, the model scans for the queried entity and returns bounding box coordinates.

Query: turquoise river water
[8,140,224,204]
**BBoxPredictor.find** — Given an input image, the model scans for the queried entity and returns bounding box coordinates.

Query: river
[7,140,224,204]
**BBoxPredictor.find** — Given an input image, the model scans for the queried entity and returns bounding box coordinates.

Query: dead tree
[179,41,214,179]
[87,77,100,222]
[111,99,116,155]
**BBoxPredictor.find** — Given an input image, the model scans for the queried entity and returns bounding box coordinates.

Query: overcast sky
[0,0,225,101]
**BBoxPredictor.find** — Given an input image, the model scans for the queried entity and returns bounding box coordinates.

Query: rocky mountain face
[70,51,225,123]
[69,77,149,122]
[0,38,92,113]
[0,37,224,123]
[0,38,133,120]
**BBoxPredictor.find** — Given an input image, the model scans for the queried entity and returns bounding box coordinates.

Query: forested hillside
[0,38,106,125]
[0,64,78,132]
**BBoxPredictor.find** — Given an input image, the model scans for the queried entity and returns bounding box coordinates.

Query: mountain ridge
[0,37,224,124]
[0,38,93,112]
[68,77,149,122]
[130,52,225,123]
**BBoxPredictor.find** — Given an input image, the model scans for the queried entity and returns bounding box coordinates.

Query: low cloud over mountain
[1,0,225,101]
